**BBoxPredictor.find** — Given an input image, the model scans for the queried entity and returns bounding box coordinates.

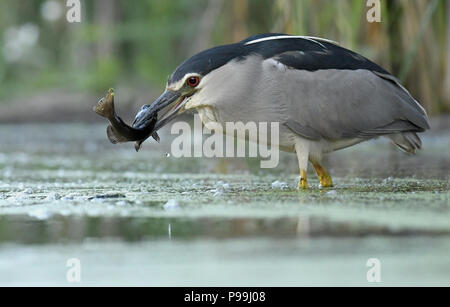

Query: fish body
[94,88,159,151]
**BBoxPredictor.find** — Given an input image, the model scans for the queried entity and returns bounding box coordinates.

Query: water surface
[0,123,448,286]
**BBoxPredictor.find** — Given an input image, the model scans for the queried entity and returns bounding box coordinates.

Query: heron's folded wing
[255,40,430,140]
[282,69,429,140]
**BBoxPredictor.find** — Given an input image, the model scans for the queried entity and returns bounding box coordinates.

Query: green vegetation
[0,0,448,114]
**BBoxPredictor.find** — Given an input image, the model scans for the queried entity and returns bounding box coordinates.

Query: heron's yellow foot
[313,163,333,188]
[298,169,308,189]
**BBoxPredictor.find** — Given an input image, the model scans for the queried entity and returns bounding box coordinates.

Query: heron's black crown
[169,33,390,84]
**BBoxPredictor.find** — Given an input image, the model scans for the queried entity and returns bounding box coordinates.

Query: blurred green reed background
[0,0,448,117]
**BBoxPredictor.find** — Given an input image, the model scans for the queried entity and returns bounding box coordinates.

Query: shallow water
[0,123,448,286]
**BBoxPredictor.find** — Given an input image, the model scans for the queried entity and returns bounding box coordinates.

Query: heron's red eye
[186,76,200,87]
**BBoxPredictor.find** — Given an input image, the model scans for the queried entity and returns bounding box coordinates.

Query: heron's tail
[388,132,422,154]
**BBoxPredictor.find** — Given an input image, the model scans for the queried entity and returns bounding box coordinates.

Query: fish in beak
[93,88,160,152]
[132,89,188,150]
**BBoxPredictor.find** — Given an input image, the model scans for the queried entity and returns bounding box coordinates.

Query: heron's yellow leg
[294,138,310,190]
[299,169,308,189]
[313,163,333,188]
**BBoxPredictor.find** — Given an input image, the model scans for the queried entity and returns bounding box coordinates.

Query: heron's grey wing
[270,48,429,140]
[282,69,429,140]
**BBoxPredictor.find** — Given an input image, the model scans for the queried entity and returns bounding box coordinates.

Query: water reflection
[1,214,449,245]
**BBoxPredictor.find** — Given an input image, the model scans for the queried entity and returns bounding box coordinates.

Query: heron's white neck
[196,106,219,127]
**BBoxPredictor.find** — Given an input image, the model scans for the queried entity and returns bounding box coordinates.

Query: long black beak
[132,90,181,130]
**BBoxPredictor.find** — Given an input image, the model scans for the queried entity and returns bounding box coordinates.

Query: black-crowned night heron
[133,33,430,189]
